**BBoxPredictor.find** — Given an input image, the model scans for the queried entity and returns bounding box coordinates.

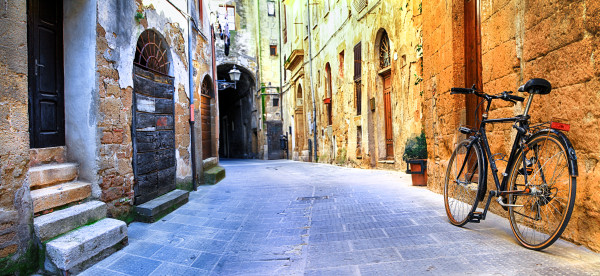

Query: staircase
[29,147,128,275]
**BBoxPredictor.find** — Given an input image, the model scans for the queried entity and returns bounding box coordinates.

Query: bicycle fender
[531,129,578,177]
[466,137,488,201]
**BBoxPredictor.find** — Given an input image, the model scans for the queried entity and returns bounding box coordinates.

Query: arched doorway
[200,76,214,160]
[217,64,256,158]
[377,29,394,160]
[132,29,176,205]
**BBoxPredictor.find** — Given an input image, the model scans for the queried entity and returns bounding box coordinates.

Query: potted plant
[403,132,428,186]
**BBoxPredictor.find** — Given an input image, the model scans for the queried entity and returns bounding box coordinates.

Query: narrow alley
[81,160,600,275]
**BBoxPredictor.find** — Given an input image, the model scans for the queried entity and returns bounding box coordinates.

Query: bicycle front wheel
[508,132,576,250]
[444,140,484,226]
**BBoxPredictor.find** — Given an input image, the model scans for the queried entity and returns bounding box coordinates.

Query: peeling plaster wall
[96,0,199,216]
[64,0,100,197]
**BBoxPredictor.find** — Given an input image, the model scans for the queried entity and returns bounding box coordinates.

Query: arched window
[134,30,171,75]
[379,30,391,69]
[297,84,303,99]
[201,76,213,98]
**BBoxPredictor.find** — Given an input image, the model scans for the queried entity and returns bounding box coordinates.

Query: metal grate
[297,196,329,201]
[353,0,368,13]
[380,31,391,69]
[134,30,171,75]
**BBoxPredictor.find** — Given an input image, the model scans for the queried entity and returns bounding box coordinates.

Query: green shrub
[403,132,427,160]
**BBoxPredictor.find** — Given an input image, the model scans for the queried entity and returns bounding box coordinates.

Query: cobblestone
[82,160,600,275]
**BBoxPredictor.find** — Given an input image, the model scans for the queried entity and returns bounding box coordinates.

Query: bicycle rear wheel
[508,132,576,250]
[444,140,484,226]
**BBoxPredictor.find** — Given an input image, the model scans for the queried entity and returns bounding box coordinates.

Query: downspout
[211,26,218,163]
[187,0,197,191]
[306,0,317,162]
[278,0,283,125]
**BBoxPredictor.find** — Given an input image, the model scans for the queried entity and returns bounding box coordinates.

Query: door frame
[464,0,483,128]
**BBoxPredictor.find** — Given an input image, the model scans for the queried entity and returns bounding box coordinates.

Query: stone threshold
[134,189,189,223]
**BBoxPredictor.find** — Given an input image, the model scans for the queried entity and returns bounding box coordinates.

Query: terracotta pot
[407,159,427,186]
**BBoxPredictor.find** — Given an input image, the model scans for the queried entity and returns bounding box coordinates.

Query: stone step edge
[29,163,79,189]
[29,146,67,167]
[31,181,92,214]
[44,218,128,275]
[34,201,107,242]
[134,189,189,223]
[204,165,226,185]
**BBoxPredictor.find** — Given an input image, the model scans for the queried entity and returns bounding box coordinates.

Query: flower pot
[406,159,427,186]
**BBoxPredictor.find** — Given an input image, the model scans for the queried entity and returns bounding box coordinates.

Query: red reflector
[550,122,570,132]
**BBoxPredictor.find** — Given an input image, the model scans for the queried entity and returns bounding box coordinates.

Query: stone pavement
[82,160,600,275]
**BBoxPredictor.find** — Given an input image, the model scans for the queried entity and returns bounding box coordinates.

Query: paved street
[82,160,600,275]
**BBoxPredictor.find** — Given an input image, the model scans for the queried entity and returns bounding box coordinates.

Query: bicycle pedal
[469,211,483,223]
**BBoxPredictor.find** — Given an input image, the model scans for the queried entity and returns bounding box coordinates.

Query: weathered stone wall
[281,0,423,168]
[423,0,600,251]
[95,0,201,217]
[0,1,36,273]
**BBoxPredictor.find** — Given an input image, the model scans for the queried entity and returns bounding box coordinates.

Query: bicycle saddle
[517,78,552,94]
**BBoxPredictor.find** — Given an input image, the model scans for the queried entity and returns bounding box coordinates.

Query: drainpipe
[187,0,198,191]
[278,1,283,124]
[211,25,218,163]
[306,0,317,162]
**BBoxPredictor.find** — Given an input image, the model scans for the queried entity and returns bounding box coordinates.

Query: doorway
[132,30,175,205]
[382,72,393,159]
[464,0,483,128]
[200,77,213,160]
[28,0,65,148]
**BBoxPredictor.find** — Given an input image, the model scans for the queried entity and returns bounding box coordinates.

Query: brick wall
[424,0,600,251]
[0,0,36,272]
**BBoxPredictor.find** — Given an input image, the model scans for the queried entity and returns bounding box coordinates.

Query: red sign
[156,117,168,127]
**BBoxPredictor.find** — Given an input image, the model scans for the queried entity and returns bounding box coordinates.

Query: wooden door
[28,0,65,148]
[464,0,483,128]
[383,73,393,159]
[295,110,304,151]
[200,80,212,160]
[132,67,176,205]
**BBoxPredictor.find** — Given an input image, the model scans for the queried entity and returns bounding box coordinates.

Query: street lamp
[218,65,242,90]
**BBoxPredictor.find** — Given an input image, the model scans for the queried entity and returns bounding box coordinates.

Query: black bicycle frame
[464,99,531,195]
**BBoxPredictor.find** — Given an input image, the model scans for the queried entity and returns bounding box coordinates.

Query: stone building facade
[0,0,217,273]
[280,0,423,168]
[210,0,284,160]
[422,0,600,251]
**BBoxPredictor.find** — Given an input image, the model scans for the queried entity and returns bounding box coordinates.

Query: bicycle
[444,78,578,250]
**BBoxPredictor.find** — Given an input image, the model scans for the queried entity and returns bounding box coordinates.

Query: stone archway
[132,29,176,205]
[217,64,257,158]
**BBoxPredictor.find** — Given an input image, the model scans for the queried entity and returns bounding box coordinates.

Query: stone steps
[28,147,129,275]
[29,146,67,167]
[34,201,107,242]
[31,181,92,213]
[44,218,128,275]
[29,163,78,189]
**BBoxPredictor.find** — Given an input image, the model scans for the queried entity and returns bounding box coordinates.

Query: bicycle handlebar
[450,87,524,103]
